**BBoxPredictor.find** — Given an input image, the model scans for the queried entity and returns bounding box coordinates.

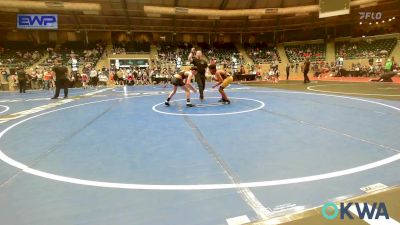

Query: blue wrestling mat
[0,84,399,225]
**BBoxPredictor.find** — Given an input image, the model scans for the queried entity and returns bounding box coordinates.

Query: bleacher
[284,43,326,62]
[42,41,104,68]
[335,38,397,59]
[0,41,50,68]
[113,41,150,53]
[200,43,241,63]
[244,43,281,64]
[157,42,192,64]
[59,41,86,65]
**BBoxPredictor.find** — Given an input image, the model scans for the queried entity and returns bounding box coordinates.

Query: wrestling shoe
[222,99,231,104]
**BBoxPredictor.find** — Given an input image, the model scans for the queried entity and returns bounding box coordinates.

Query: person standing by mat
[51,60,69,99]
[303,57,311,84]
[286,63,290,80]
[16,66,29,93]
[188,48,208,101]
[164,66,198,107]
[208,64,233,104]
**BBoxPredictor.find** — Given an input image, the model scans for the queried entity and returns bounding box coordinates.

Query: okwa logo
[322,202,389,220]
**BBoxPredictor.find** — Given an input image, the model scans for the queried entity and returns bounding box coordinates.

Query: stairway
[276,43,292,77]
[30,53,49,70]
[235,43,254,65]
[150,44,158,59]
[95,44,113,70]
[277,43,289,66]
[326,40,336,64]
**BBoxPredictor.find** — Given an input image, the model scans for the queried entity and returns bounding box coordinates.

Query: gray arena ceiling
[0,0,398,33]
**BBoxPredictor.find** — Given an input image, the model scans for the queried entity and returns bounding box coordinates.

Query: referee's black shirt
[52,65,68,80]
[192,58,208,76]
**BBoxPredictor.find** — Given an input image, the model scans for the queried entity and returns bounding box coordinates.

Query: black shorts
[171,77,185,86]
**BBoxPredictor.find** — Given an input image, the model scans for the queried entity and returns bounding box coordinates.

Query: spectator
[30,69,39,89]
[43,69,53,90]
[286,63,290,80]
[89,68,98,87]
[1,68,8,82]
[81,72,89,89]
[116,69,124,85]
[98,72,108,86]
[239,65,245,75]
[385,58,393,72]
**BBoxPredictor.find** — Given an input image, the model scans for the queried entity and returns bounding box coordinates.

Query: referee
[188,48,208,101]
[303,57,311,84]
[51,60,69,99]
[16,66,28,93]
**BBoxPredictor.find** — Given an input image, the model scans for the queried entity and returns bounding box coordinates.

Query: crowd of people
[3,65,154,92]
[300,56,399,78]
[0,50,43,69]
[1,39,399,92]
[200,43,244,72]
[245,43,281,64]
[2,66,56,91]
[156,42,191,65]
[336,38,397,59]
[0,41,106,91]
[285,44,326,63]
[0,41,49,70]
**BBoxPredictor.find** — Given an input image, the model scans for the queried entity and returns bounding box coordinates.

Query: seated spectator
[239,65,245,75]
[335,38,397,60]
[285,44,326,63]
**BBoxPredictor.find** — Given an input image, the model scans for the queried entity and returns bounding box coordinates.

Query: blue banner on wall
[17,14,58,30]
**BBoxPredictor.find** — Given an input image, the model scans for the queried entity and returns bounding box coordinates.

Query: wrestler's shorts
[221,76,233,88]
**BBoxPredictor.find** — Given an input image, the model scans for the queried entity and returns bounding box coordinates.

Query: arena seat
[157,42,192,65]
[0,41,50,68]
[244,43,281,64]
[284,43,326,62]
[113,41,150,54]
[335,38,397,59]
